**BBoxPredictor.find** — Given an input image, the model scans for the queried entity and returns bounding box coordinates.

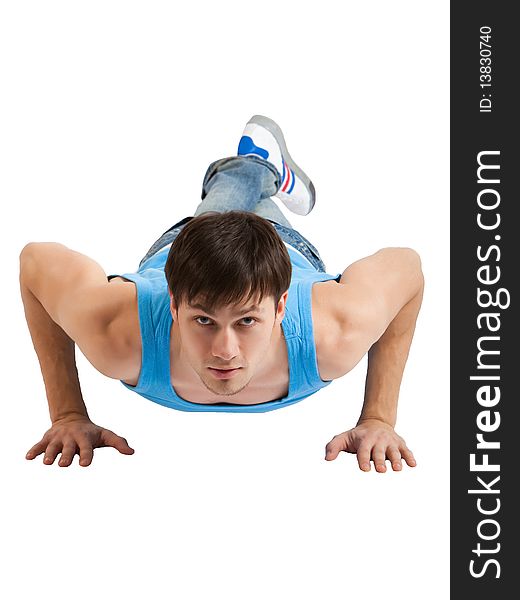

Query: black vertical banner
[451,2,517,596]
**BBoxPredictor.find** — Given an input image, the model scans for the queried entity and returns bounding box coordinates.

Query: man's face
[170,291,288,396]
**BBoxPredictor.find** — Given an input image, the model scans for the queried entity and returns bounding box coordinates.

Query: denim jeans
[139,155,327,272]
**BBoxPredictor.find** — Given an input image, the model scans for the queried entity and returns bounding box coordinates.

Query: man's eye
[240,317,256,326]
[195,316,212,326]
[194,316,256,327]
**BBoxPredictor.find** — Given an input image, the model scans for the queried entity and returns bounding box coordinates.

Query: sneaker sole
[246,115,316,214]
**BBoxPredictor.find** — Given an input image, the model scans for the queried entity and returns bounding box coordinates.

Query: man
[20,115,423,471]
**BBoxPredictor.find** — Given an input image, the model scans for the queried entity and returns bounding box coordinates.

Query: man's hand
[324,418,416,473]
[25,414,135,467]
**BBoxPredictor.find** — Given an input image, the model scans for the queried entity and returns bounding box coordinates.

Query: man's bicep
[338,248,422,334]
[319,249,423,380]
[20,242,116,341]
[318,282,387,380]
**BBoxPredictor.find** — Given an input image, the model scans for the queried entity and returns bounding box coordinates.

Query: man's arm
[323,247,424,472]
[19,242,134,467]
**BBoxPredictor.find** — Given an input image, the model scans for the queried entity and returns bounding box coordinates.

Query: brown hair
[164,211,292,314]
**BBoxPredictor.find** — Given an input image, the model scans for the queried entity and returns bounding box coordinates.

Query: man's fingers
[356,444,372,472]
[78,443,94,467]
[324,425,416,472]
[26,422,135,467]
[372,446,387,473]
[117,436,135,455]
[387,446,402,471]
[324,433,350,460]
[26,440,46,460]
[325,447,339,460]
[101,430,135,455]
[43,443,62,465]
[401,445,417,467]
[58,443,78,467]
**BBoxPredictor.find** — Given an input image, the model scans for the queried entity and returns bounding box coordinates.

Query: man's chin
[200,371,251,396]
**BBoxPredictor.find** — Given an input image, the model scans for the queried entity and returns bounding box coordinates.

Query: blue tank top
[107,244,342,412]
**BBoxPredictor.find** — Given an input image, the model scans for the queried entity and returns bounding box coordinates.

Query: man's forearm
[358,281,424,428]
[20,271,90,424]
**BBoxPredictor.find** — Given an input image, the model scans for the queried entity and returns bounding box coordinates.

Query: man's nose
[211,327,239,361]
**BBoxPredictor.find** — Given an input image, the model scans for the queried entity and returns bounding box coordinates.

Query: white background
[1,1,449,598]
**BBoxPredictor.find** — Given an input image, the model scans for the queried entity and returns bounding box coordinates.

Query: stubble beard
[200,370,253,397]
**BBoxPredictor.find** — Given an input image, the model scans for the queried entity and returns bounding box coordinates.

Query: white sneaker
[237,115,315,216]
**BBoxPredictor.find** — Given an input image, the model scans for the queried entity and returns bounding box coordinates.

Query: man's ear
[169,291,178,319]
[275,290,289,322]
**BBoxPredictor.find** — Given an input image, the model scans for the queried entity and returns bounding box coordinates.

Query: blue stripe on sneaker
[237,136,269,160]
[282,159,286,184]
[288,170,296,193]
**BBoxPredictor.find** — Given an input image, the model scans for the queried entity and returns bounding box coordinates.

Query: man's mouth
[208,367,241,379]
